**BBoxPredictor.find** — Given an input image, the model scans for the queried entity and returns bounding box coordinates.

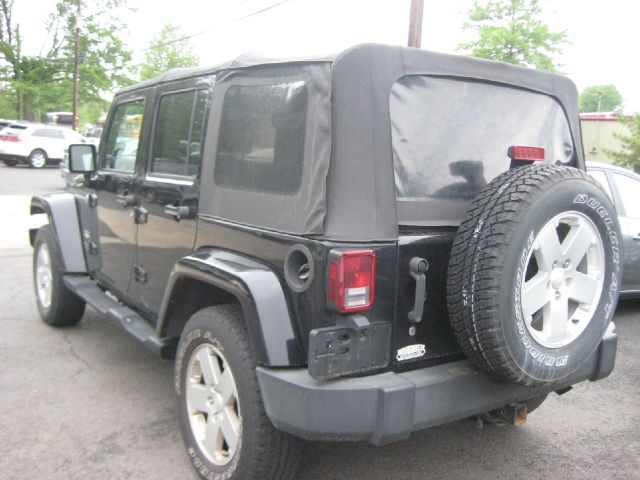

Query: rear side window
[33,128,65,139]
[588,170,613,201]
[611,173,640,218]
[214,81,308,194]
[391,76,574,224]
[151,89,209,177]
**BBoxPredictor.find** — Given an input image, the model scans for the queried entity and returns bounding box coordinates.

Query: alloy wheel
[519,211,605,348]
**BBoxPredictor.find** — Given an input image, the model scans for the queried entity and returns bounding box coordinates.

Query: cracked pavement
[0,165,638,480]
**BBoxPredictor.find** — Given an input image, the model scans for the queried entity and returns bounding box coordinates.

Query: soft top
[118,51,336,94]
[117,44,583,241]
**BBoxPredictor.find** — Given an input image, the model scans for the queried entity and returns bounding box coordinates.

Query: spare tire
[447,165,622,386]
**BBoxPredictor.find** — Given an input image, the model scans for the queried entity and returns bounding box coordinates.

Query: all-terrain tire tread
[447,165,601,386]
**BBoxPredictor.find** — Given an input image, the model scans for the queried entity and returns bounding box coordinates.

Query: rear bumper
[257,324,617,445]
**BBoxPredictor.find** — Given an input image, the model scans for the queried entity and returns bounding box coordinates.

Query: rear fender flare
[158,248,304,367]
[30,194,86,273]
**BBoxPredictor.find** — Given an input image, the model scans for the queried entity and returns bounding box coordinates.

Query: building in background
[580,112,630,164]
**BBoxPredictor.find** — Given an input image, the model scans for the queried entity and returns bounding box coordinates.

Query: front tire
[29,149,48,168]
[2,159,17,167]
[33,225,86,326]
[176,305,301,480]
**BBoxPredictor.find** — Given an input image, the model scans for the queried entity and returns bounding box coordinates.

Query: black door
[92,98,147,293]
[135,83,212,314]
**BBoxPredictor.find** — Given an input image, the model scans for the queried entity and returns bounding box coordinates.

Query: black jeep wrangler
[31,44,621,480]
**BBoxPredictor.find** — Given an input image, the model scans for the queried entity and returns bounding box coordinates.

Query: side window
[102,100,145,173]
[611,173,640,218]
[588,170,613,201]
[33,129,65,139]
[151,89,210,177]
[214,82,308,194]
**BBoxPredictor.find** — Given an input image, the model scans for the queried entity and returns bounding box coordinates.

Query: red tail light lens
[327,249,376,313]
[0,135,21,142]
[509,145,545,161]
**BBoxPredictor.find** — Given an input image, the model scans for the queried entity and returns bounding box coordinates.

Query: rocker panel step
[63,275,177,357]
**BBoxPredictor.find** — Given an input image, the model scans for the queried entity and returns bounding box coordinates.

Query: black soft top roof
[118,51,336,94]
[120,44,583,241]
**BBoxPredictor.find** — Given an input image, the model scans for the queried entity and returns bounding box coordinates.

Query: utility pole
[72,0,81,131]
[408,0,424,48]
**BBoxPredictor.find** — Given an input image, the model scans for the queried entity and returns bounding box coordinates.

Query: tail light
[509,145,545,162]
[327,249,376,313]
[0,135,21,142]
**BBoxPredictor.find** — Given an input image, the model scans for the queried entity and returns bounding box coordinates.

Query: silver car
[588,161,640,297]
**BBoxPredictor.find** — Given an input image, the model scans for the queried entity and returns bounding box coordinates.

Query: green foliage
[139,24,199,81]
[0,0,133,122]
[458,0,568,72]
[579,85,623,113]
[606,114,640,173]
[78,100,109,128]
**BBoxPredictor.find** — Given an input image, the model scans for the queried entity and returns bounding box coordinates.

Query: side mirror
[68,144,96,173]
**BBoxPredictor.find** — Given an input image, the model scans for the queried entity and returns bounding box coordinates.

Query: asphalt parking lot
[0,164,639,480]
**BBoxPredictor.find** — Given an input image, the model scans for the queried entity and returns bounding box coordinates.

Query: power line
[140,0,295,53]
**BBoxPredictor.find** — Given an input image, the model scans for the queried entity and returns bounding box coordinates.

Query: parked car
[30,44,621,480]
[0,123,85,168]
[587,161,640,296]
[80,125,103,147]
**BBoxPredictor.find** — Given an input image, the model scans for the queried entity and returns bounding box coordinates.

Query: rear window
[214,81,308,194]
[391,76,574,224]
[3,125,27,137]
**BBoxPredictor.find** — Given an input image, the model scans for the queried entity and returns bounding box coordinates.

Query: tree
[0,0,133,122]
[606,114,640,173]
[458,0,568,72]
[138,24,199,81]
[579,85,623,113]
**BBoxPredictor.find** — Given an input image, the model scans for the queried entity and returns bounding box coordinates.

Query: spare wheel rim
[519,211,605,349]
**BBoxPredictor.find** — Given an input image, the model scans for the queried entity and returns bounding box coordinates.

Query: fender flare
[30,194,87,273]
[157,248,304,367]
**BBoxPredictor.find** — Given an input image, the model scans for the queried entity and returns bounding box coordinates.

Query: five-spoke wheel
[186,344,241,466]
[521,211,605,348]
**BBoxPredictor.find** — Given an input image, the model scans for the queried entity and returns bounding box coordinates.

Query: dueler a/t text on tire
[175,305,301,480]
[447,165,622,387]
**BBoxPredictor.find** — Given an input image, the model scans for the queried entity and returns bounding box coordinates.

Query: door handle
[408,257,429,324]
[164,204,191,221]
[116,191,135,207]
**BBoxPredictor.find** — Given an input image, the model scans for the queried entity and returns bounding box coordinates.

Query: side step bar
[63,275,177,358]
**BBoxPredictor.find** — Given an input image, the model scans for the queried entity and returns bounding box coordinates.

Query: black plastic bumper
[256,324,617,445]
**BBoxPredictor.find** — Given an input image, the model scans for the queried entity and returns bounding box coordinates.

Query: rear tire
[29,149,47,168]
[33,225,86,326]
[176,305,302,480]
[2,159,17,167]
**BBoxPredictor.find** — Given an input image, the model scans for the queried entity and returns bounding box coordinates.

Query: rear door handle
[408,257,429,324]
[164,204,191,221]
[116,191,135,207]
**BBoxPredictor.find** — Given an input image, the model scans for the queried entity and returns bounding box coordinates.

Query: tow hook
[475,403,528,429]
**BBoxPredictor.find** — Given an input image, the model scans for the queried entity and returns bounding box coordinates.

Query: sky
[16,0,640,112]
